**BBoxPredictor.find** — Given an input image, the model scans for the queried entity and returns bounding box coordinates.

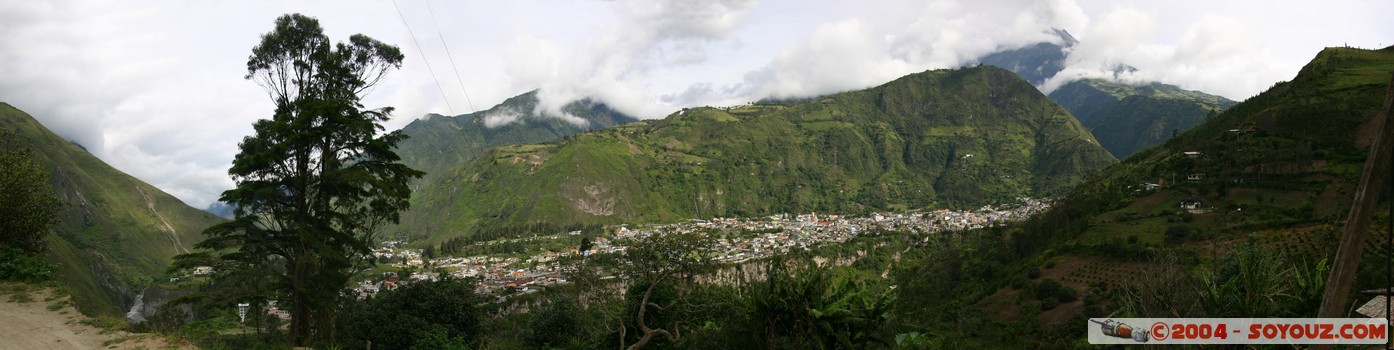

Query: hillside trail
[0,284,192,349]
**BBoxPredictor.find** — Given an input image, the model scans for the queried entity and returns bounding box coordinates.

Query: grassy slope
[1049,79,1237,159]
[993,46,1394,333]
[399,66,1117,241]
[0,103,224,316]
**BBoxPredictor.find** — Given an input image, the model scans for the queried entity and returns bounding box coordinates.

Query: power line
[422,0,476,113]
[392,0,455,115]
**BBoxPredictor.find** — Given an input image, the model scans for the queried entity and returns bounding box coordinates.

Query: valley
[396,65,1116,242]
[3,3,1391,348]
[364,198,1050,300]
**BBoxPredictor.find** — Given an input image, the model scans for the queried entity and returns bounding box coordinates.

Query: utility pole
[1316,72,1394,327]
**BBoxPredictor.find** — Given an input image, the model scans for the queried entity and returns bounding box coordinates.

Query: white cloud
[1043,9,1292,100]
[507,0,760,120]
[482,110,522,129]
[742,19,917,99]
[1,0,1390,209]
[663,0,1095,104]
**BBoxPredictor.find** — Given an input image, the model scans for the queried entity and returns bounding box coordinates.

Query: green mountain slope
[1012,45,1394,308]
[1040,46,1394,244]
[395,90,637,185]
[877,46,1394,348]
[0,103,224,316]
[975,30,1237,160]
[1049,79,1236,159]
[398,66,1116,241]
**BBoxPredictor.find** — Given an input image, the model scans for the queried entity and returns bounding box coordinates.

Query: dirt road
[0,285,190,349]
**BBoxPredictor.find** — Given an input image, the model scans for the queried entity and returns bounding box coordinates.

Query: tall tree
[0,129,60,254]
[179,13,420,346]
[618,232,714,350]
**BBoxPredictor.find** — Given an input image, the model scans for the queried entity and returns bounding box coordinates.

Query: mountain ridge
[395,89,639,187]
[396,65,1117,242]
[1027,45,1394,263]
[976,29,1237,159]
[1049,79,1236,158]
[0,102,224,317]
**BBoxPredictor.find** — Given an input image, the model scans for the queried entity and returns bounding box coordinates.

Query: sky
[0,0,1390,209]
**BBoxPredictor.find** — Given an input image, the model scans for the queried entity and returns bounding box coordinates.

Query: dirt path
[0,285,191,349]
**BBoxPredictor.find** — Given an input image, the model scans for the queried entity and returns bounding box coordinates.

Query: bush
[343,277,482,349]
[0,129,62,254]
[412,329,471,350]
[1034,279,1077,303]
[0,247,54,281]
[1010,276,1030,290]
[525,298,582,347]
[1164,225,1191,245]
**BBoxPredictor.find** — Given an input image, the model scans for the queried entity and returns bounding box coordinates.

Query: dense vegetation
[973,45,1394,345]
[1049,79,1236,159]
[399,65,1116,242]
[0,103,225,316]
[343,277,483,349]
[0,128,60,281]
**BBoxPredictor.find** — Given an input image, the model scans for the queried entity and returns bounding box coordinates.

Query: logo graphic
[1089,318,1389,345]
[1090,319,1149,342]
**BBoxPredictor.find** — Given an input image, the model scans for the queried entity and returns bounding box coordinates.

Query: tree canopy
[0,129,61,281]
[0,128,60,254]
[176,13,420,347]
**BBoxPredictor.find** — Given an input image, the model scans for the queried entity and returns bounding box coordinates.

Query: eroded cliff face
[126,285,192,324]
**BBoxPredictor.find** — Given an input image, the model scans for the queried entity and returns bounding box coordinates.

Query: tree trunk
[627,278,674,350]
[290,256,310,346]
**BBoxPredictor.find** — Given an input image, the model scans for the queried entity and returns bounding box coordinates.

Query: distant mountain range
[977,28,1077,86]
[393,66,1116,241]
[977,29,1237,159]
[395,90,637,187]
[203,201,235,219]
[1049,79,1235,158]
[0,103,224,317]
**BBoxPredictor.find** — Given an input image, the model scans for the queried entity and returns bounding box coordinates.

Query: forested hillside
[397,66,1116,242]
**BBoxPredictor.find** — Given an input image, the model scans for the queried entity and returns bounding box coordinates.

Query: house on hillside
[1179,198,1201,210]
[1187,173,1205,181]
[1184,151,1203,158]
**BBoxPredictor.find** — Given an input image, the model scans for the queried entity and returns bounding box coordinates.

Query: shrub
[1035,279,1077,303]
[343,277,482,349]
[0,248,54,281]
[525,298,582,347]
[1164,225,1191,245]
